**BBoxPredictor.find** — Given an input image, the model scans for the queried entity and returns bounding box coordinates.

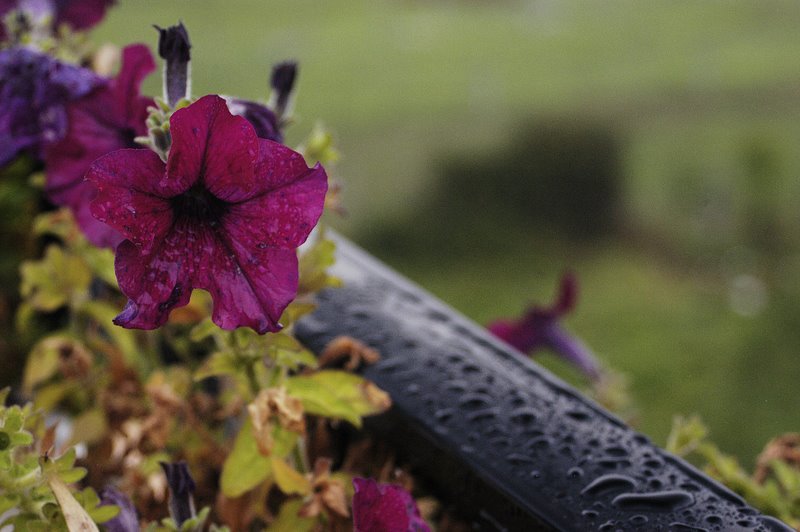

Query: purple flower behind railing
[352,477,431,532]
[99,486,139,532]
[487,273,602,380]
[87,94,328,333]
[0,0,115,42]
[44,44,155,248]
[0,46,101,167]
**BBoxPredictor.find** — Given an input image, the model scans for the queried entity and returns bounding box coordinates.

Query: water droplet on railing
[611,490,694,512]
[580,474,637,496]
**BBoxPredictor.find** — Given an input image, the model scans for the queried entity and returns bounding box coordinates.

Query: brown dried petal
[319,336,380,372]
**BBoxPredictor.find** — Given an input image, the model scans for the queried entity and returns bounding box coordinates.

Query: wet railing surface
[295,233,794,532]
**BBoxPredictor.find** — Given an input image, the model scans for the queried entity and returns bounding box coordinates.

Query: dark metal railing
[295,233,793,532]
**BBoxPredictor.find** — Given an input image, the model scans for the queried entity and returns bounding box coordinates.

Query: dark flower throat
[171,184,230,225]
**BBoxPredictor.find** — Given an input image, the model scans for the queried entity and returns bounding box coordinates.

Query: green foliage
[285,370,391,428]
[0,389,109,531]
[20,245,92,312]
[667,415,800,528]
[219,418,297,498]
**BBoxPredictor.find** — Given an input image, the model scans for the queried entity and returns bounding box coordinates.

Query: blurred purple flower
[0,0,115,42]
[99,486,139,532]
[44,44,155,248]
[487,273,602,380]
[87,94,327,333]
[0,46,101,167]
[352,478,430,532]
[225,97,282,143]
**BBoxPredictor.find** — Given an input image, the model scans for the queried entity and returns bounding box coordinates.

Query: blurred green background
[70,0,800,464]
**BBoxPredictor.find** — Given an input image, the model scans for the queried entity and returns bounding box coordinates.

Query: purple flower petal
[352,478,430,532]
[45,44,155,248]
[166,94,256,196]
[87,149,174,252]
[99,486,139,532]
[89,94,327,332]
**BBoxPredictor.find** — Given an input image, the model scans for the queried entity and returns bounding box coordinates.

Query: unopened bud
[160,461,196,527]
[154,22,191,107]
[268,61,297,120]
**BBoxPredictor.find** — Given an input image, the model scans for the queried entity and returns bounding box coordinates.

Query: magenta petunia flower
[487,273,602,380]
[44,44,155,248]
[0,45,101,167]
[352,478,430,532]
[0,0,115,42]
[87,94,327,333]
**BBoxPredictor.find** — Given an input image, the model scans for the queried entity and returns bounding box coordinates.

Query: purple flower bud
[269,61,296,119]
[159,461,196,526]
[154,21,190,106]
[99,486,139,532]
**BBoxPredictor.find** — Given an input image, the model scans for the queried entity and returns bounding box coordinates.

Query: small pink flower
[488,273,602,379]
[45,44,155,248]
[87,94,327,333]
[352,478,430,532]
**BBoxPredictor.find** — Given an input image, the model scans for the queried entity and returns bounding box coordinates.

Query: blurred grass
[92,0,800,465]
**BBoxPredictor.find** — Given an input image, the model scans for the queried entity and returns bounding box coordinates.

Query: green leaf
[81,247,117,287]
[80,301,140,359]
[194,351,238,381]
[220,418,271,498]
[271,457,311,496]
[266,332,318,372]
[285,370,391,427]
[88,505,119,524]
[219,418,297,498]
[297,237,341,295]
[189,318,218,343]
[769,459,800,494]
[268,499,316,532]
[20,245,91,312]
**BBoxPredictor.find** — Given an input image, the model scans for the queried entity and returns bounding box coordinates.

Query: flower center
[171,184,230,226]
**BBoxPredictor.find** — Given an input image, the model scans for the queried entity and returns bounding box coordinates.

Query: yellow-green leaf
[266,332,318,371]
[20,245,91,312]
[271,457,311,496]
[194,351,238,381]
[219,419,297,498]
[285,370,391,428]
[298,237,341,295]
[23,335,73,393]
[268,499,316,532]
[189,317,218,343]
